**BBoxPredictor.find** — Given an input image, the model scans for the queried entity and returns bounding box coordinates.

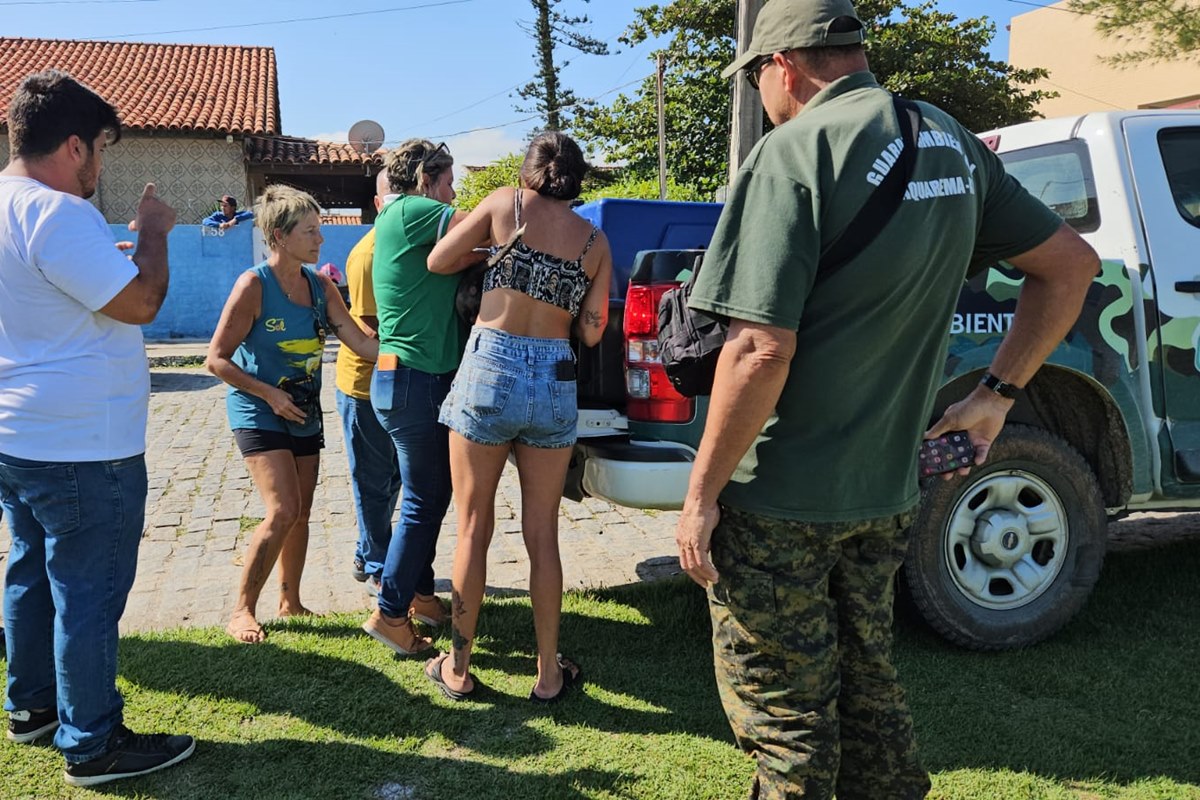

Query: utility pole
[656,52,668,201]
[727,0,764,187]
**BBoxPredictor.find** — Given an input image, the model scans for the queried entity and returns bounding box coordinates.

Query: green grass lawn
[2,537,1199,800]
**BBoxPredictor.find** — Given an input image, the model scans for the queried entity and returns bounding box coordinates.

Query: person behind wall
[335,169,403,590]
[206,185,379,644]
[673,1,1101,798]
[426,131,612,703]
[0,69,196,787]
[202,194,254,230]
[360,139,482,657]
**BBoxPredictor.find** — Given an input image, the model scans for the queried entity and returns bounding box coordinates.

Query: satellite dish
[348,119,385,154]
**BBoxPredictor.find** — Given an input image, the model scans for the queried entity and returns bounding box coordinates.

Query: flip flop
[226,624,267,644]
[529,654,582,704]
[424,653,476,702]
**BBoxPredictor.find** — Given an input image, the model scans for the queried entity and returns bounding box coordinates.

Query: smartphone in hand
[918,431,975,477]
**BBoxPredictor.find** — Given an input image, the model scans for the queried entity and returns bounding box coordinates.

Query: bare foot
[226,610,266,644]
[277,603,318,618]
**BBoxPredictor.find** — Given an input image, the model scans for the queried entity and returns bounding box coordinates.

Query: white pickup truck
[567,110,1200,650]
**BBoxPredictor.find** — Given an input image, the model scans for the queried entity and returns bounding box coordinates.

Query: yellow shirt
[334,228,378,399]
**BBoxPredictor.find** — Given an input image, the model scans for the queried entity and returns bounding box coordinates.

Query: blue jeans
[336,389,401,578]
[0,452,147,763]
[371,365,453,618]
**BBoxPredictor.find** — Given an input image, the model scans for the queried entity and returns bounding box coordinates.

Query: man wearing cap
[202,194,254,230]
[674,1,1099,797]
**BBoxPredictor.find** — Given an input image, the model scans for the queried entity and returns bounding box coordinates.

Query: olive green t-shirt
[372,195,465,375]
[689,71,1062,522]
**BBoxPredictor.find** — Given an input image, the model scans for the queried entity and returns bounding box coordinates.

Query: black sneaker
[352,557,367,582]
[8,707,59,744]
[63,725,195,787]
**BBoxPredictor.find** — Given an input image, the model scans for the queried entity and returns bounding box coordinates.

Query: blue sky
[3,0,1040,165]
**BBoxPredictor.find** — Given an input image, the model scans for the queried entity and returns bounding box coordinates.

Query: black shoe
[8,707,59,744]
[352,557,367,582]
[63,725,195,787]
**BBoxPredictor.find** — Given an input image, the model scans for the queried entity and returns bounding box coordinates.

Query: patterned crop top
[481,189,598,317]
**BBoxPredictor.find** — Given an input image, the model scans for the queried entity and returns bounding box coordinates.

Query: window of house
[999,140,1100,233]
[1158,129,1200,228]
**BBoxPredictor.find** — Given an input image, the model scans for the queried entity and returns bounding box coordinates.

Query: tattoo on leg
[452,590,466,619]
[281,581,289,592]
[451,624,470,654]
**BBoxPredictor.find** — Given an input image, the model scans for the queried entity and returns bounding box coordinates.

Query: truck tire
[904,424,1107,650]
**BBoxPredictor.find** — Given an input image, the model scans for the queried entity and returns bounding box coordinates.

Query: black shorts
[233,428,324,458]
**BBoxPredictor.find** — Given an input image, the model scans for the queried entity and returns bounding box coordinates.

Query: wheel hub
[971,509,1033,568]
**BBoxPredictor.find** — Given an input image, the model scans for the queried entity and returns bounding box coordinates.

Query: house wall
[97,134,247,225]
[1,133,246,225]
[112,223,372,340]
[1009,0,1200,117]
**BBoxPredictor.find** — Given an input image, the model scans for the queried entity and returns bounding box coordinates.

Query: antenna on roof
[348,120,385,155]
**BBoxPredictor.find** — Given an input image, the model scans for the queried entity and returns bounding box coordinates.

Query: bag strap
[303,267,329,331]
[815,96,922,285]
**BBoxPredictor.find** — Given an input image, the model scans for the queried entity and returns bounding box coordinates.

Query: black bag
[658,97,922,397]
[455,259,488,326]
[455,224,527,326]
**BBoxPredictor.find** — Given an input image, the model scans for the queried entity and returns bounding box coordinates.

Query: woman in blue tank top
[206,186,378,644]
[426,133,612,702]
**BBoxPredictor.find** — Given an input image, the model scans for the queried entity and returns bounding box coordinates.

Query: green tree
[517,0,610,131]
[572,0,1052,196]
[1066,0,1200,64]
[457,154,524,211]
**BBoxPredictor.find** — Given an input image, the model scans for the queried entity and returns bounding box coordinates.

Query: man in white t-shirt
[0,70,195,787]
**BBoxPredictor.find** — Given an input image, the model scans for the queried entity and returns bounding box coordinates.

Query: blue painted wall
[111,223,371,339]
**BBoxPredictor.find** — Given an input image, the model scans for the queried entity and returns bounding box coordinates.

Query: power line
[0,0,161,4]
[1038,78,1125,109]
[403,73,652,144]
[94,0,478,39]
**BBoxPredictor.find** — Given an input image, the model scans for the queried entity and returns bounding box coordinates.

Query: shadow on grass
[117,578,734,752]
[897,536,1200,786]
[65,739,632,800]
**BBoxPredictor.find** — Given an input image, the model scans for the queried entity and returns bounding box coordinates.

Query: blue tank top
[226,263,328,436]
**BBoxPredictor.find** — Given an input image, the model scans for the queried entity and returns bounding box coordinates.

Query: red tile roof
[321,214,363,225]
[0,38,279,135]
[245,135,387,167]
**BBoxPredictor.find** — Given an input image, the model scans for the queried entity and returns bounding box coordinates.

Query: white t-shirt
[0,176,148,461]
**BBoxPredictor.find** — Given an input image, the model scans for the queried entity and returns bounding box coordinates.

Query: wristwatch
[980,372,1021,400]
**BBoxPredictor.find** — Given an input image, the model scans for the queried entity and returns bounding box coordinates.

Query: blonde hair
[384,139,453,195]
[255,185,320,250]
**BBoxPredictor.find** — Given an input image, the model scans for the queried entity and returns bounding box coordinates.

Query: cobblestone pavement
[0,360,683,635]
[1,348,1199,637]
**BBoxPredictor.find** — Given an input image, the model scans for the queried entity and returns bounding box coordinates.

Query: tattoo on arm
[583,310,602,329]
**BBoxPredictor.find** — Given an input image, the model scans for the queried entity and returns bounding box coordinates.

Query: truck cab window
[1158,128,1200,228]
[1000,140,1100,233]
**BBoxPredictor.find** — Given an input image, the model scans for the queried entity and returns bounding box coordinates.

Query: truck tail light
[623,283,693,423]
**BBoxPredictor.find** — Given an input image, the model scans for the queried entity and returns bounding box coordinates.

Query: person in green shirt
[674,1,1100,798]
[362,140,480,656]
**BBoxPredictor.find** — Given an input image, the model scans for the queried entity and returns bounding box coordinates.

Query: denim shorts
[439,327,577,449]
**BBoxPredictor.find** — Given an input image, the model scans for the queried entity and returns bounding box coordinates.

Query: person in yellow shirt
[335,170,402,586]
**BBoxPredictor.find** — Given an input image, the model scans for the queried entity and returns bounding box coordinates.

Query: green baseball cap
[721,0,866,79]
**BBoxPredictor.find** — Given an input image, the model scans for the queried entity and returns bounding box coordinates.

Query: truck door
[1123,118,1200,484]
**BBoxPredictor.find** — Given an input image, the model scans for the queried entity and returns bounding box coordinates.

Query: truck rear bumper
[574,438,693,510]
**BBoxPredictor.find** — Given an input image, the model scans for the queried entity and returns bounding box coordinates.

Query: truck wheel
[904,424,1107,650]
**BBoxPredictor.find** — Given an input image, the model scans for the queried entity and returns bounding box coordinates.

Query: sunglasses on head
[407,141,448,171]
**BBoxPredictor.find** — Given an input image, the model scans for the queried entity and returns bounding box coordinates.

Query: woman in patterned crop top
[427,133,612,703]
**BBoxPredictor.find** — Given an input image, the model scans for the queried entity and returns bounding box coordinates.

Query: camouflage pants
[707,506,931,800]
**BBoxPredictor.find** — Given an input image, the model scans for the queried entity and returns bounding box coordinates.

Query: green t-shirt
[372,195,465,375]
[689,71,1063,522]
